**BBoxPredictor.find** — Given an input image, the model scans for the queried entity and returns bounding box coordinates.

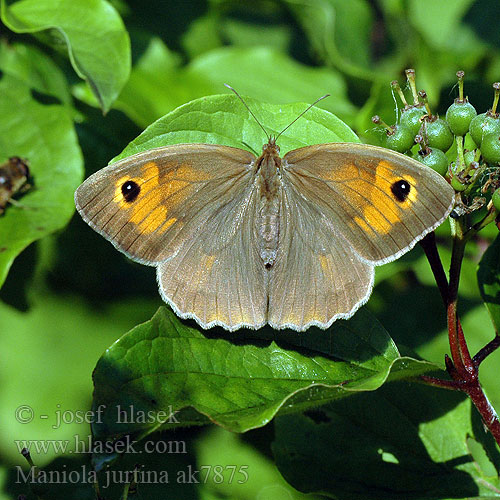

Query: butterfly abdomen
[257,193,280,268]
[256,148,282,269]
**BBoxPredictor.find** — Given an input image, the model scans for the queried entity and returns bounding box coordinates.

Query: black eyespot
[391,179,411,202]
[121,180,140,203]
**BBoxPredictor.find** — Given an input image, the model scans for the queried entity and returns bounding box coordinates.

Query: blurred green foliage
[1,0,500,498]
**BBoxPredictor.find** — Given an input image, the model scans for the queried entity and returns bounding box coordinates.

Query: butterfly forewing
[282,143,454,264]
[75,144,256,265]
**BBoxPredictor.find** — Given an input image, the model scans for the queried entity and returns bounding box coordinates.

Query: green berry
[492,189,500,212]
[451,175,468,192]
[400,105,426,135]
[384,124,415,153]
[480,133,500,164]
[415,147,448,176]
[446,99,477,136]
[424,118,454,151]
[469,112,500,146]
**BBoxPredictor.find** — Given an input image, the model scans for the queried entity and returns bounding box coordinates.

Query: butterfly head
[262,136,280,155]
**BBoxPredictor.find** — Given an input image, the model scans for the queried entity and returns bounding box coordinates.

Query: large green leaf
[0,40,71,106]
[185,46,356,119]
[195,427,317,500]
[1,0,130,112]
[273,382,500,499]
[0,73,82,287]
[91,307,438,462]
[93,40,356,128]
[113,92,359,163]
[284,0,384,80]
[477,234,500,332]
[0,290,157,464]
[408,0,476,49]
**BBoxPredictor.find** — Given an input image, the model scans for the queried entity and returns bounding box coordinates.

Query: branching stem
[419,221,500,445]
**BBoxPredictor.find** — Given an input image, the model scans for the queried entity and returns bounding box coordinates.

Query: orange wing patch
[113,161,202,234]
[336,160,417,235]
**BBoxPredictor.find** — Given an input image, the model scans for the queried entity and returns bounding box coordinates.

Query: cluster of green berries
[373,69,500,215]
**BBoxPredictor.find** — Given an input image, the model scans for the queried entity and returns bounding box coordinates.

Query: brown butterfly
[75,93,454,331]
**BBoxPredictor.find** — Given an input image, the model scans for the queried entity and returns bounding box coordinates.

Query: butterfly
[75,92,454,332]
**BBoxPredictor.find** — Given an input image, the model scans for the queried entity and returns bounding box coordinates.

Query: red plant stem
[419,227,500,446]
[447,300,467,376]
[419,233,449,304]
[421,376,500,443]
[419,375,461,390]
[474,334,500,368]
[447,223,470,372]
[457,318,474,374]
[465,383,500,443]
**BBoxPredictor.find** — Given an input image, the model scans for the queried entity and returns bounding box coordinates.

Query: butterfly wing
[281,143,454,264]
[157,183,267,330]
[76,144,267,330]
[268,183,374,330]
[267,142,454,330]
[75,144,257,263]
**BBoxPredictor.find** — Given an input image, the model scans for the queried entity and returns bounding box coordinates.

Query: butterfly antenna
[224,84,270,140]
[275,94,330,141]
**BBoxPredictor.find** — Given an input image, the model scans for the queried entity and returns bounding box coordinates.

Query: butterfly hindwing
[268,179,374,330]
[157,184,267,331]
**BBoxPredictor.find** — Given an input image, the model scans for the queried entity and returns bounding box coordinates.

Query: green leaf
[0,289,157,464]
[477,234,500,332]
[0,40,71,106]
[273,382,500,499]
[114,92,359,163]
[195,427,315,500]
[0,73,83,287]
[408,0,476,49]
[285,0,382,80]
[181,12,223,59]
[222,17,292,52]
[91,307,438,457]
[1,0,130,112]
[186,46,356,119]
[106,41,356,128]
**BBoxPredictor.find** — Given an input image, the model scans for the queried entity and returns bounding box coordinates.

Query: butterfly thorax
[255,139,282,269]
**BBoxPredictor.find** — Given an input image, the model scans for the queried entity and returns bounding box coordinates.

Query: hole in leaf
[30,89,62,106]
[304,409,331,424]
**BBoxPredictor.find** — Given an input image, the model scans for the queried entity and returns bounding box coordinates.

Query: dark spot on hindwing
[391,179,411,202]
[121,180,140,203]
